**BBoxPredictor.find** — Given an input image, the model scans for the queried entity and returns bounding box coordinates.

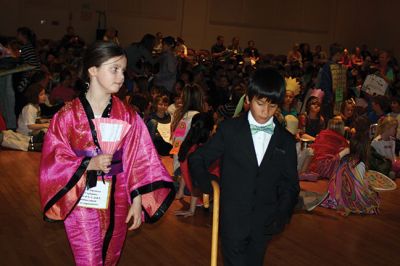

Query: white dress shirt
[248,112,274,166]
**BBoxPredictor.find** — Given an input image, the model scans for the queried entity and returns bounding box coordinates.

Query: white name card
[77,180,111,209]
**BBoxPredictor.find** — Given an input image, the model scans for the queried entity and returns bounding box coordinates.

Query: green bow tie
[250,123,275,135]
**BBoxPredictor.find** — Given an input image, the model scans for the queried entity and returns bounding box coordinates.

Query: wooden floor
[1,150,400,266]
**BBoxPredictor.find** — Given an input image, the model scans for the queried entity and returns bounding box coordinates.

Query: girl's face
[386,125,397,138]
[309,100,321,114]
[284,91,295,106]
[391,101,400,113]
[89,55,127,94]
[38,89,47,104]
[343,103,354,119]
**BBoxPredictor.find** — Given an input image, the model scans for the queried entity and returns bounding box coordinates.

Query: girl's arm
[27,122,49,131]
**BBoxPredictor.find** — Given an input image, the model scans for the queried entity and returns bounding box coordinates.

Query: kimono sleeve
[123,113,175,223]
[39,111,90,222]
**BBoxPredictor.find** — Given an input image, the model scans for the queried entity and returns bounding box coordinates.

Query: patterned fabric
[300,129,349,181]
[320,155,380,216]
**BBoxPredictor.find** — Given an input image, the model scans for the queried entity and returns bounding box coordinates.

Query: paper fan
[92,118,131,155]
[365,170,397,192]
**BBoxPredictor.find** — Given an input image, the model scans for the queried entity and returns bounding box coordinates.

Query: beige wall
[0,0,398,56]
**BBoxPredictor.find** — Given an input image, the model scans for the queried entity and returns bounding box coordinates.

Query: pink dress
[39,95,175,265]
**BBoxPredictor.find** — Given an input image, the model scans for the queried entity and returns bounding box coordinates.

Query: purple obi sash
[73,149,123,176]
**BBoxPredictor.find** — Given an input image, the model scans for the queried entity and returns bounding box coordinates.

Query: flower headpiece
[285,77,300,96]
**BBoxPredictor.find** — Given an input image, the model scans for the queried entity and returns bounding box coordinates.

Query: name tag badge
[78,179,111,210]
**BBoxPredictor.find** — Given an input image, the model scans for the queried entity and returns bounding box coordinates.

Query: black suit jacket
[189,113,300,239]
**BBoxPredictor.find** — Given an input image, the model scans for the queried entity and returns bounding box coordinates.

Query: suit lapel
[238,114,259,167]
[259,118,282,168]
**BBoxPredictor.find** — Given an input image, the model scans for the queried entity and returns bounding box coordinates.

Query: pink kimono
[39,95,175,265]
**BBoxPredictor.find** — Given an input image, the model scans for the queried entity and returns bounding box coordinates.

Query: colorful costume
[300,129,348,181]
[39,95,175,265]
[321,155,380,215]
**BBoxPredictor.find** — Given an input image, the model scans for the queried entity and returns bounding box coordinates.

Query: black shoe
[32,131,45,143]
[28,143,43,152]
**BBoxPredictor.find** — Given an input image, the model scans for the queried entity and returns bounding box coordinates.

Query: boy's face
[391,101,400,113]
[246,96,278,124]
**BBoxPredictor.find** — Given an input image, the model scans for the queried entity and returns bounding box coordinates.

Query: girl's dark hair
[24,83,44,105]
[247,67,285,104]
[29,70,48,85]
[350,134,369,164]
[17,27,36,46]
[171,83,204,132]
[178,112,214,162]
[82,41,125,82]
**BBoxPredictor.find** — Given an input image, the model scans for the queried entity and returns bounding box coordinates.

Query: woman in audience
[154,36,178,95]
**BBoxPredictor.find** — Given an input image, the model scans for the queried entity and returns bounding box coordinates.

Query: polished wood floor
[0,149,399,266]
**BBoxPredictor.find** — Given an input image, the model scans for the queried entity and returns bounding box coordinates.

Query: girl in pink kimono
[39,41,175,266]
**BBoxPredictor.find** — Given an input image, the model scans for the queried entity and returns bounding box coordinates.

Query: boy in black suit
[189,68,300,266]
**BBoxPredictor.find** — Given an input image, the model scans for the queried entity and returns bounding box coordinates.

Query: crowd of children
[1,25,400,265]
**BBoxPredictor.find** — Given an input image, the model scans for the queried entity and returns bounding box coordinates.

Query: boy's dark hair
[390,95,400,105]
[329,43,343,59]
[162,36,176,49]
[178,112,214,162]
[130,94,149,115]
[59,69,72,83]
[372,95,389,112]
[17,27,36,46]
[30,70,48,85]
[24,83,43,105]
[247,67,285,104]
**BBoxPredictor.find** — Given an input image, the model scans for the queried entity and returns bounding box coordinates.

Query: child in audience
[175,112,216,217]
[370,116,400,178]
[300,116,349,181]
[281,77,300,117]
[320,116,380,216]
[146,95,173,155]
[388,96,400,140]
[17,83,49,136]
[298,96,325,141]
[340,98,356,138]
[170,84,205,199]
[368,95,388,124]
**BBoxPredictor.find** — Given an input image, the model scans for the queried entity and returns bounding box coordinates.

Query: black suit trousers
[221,234,272,266]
